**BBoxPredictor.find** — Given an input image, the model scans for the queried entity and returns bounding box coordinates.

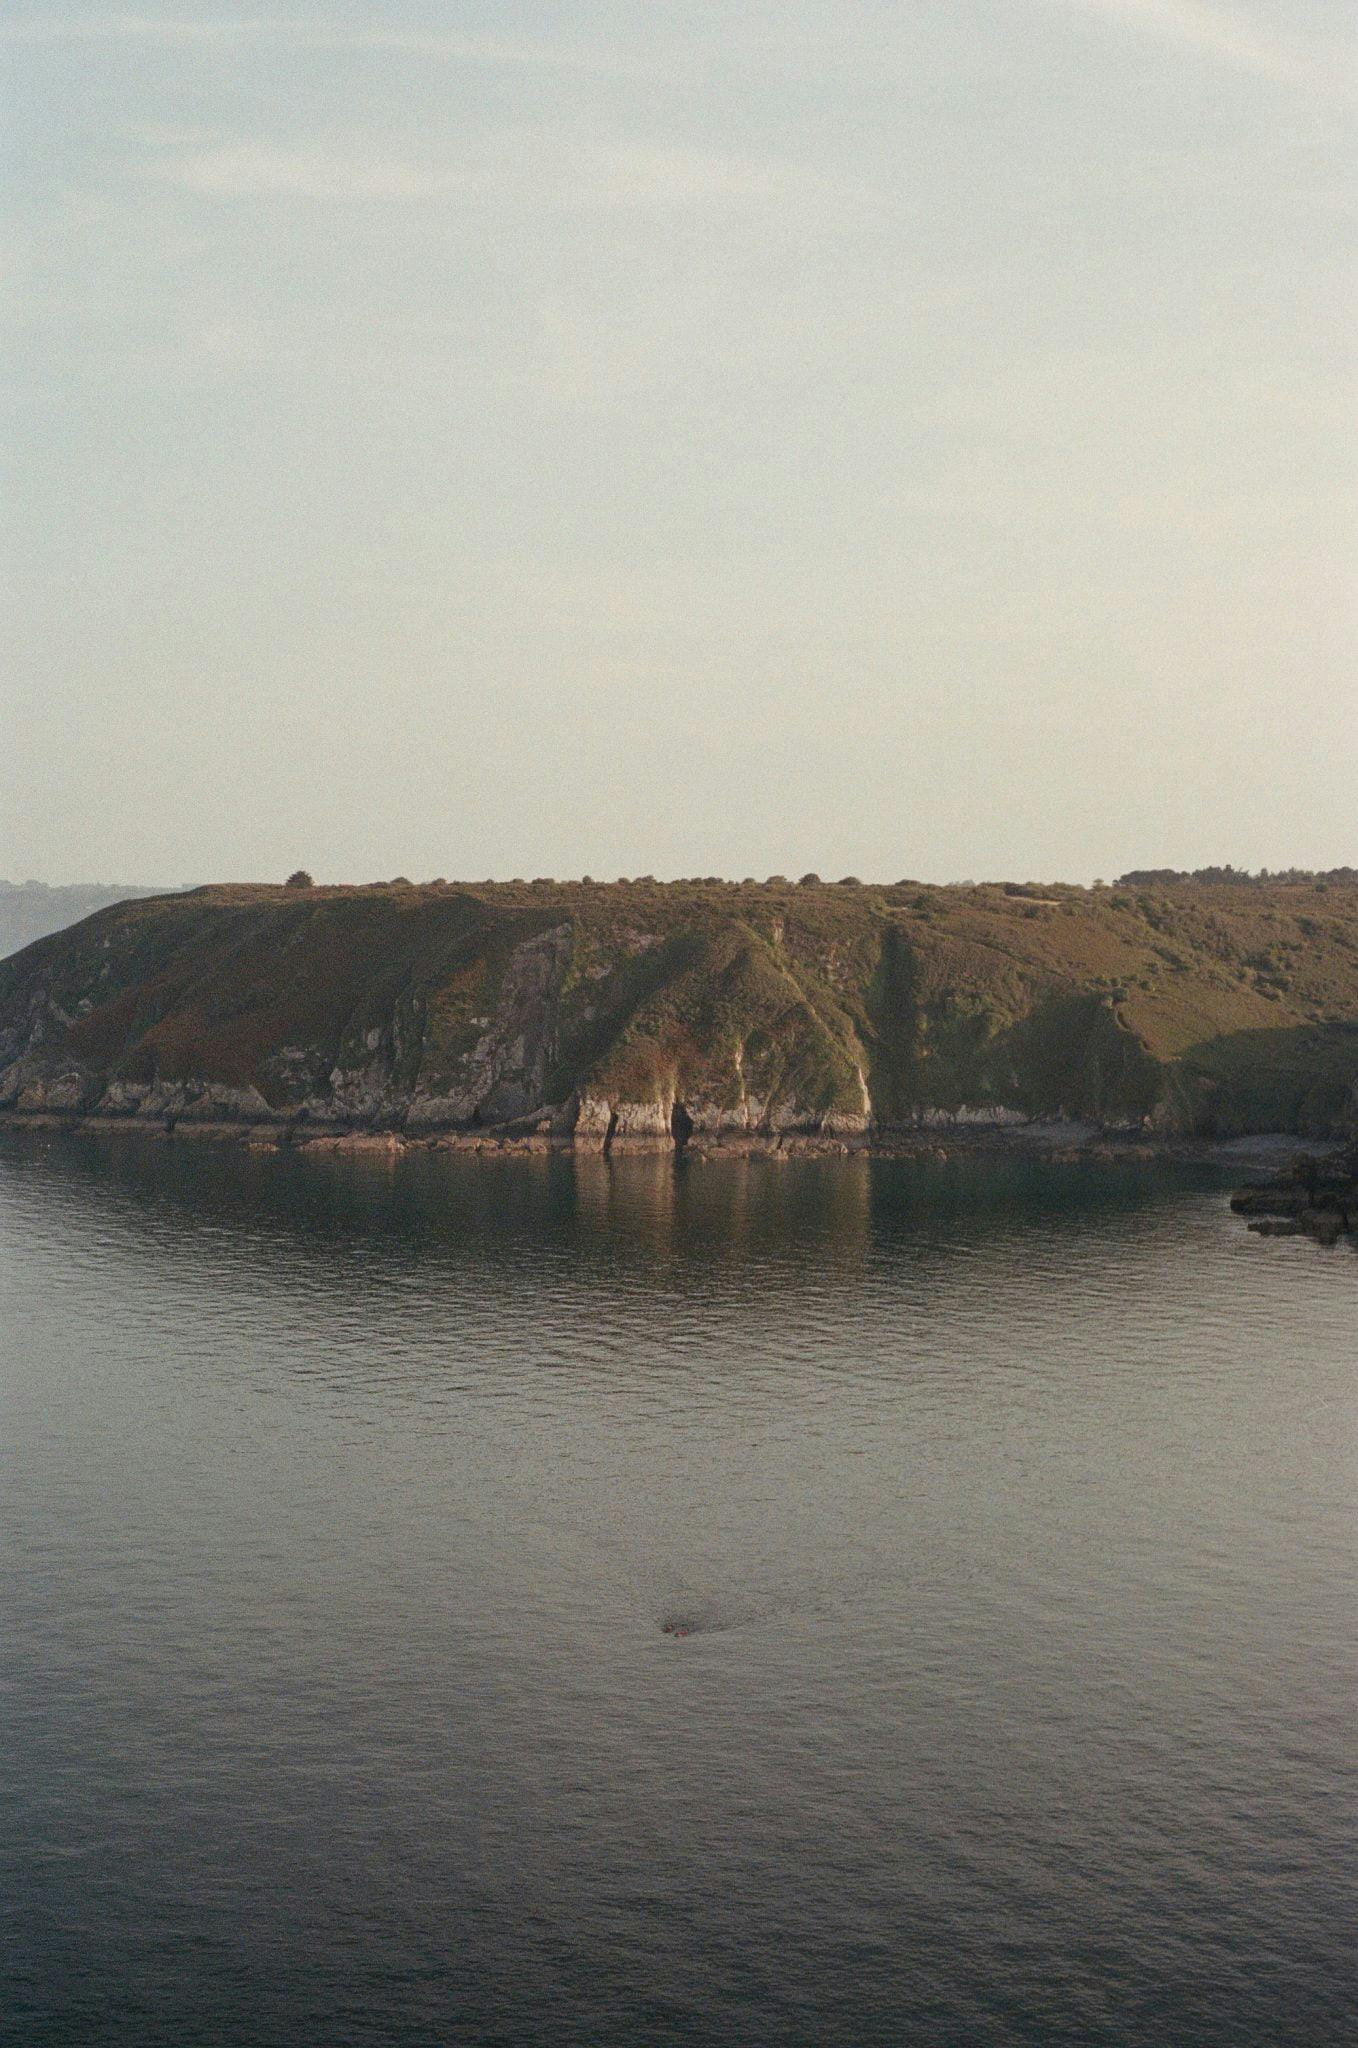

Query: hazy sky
[2,2,1354,884]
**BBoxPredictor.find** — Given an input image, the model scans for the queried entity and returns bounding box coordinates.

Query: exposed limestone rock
[610,1101,673,1142]
[3,877,1357,1151]
[14,1068,96,1115]
[408,922,573,1127]
[571,1095,615,1150]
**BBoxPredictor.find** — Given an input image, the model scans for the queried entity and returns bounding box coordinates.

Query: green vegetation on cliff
[2,875,1356,1140]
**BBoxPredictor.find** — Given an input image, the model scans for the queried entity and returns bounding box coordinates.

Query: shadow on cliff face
[669,1100,695,1152]
[1175,1023,1358,1138]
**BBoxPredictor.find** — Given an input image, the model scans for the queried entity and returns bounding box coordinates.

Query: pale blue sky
[3,2,1354,883]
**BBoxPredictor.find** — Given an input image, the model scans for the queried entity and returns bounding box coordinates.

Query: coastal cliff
[3,876,1357,1150]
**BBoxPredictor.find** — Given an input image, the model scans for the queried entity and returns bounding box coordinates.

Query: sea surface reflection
[1,1130,1353,2046]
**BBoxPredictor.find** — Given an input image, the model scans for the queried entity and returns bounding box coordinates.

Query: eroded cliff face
[2,878,1356,1146]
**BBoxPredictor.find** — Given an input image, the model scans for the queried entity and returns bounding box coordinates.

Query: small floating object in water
[662,1618,694,1638]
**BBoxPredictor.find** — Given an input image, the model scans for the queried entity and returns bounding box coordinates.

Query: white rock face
[912,1105,1028,1128]
[611,1101,672,1139]
[820,1111,871,1137]
[177,1083,275,1122]
[17,1070,92,1114]
[427,923,573,1125]
[100,1081,151,1116]
[573,1095,615,1141]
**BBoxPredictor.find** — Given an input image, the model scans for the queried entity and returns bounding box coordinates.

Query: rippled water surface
[1,1131,1354,2046]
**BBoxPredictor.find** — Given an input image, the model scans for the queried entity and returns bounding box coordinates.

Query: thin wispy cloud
[148,144,435,203]
[2,12,242,39]
[0,13,638,74]
[9,4,1345,95]
[1057,0,1352,90]
[135,134,862,213]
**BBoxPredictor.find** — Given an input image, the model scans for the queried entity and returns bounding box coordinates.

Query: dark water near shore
[1,1131,1354,2047]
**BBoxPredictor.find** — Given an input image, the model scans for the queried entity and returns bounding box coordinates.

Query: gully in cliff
[5,879,1358,1151]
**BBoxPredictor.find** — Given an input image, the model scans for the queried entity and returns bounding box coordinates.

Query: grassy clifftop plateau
[2,876,1357,1144]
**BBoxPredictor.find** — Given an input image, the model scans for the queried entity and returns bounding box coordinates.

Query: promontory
[3,873,1357,1152]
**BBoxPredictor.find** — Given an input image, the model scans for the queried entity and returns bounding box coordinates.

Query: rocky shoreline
[0,1104,1331,1173]
[1230,1140,1358,1247]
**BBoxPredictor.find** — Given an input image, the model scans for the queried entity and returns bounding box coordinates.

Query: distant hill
[2,875,1356,1143]
[0,882,181,962]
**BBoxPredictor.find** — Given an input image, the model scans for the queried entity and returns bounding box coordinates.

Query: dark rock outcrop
[1232,1142,1358,1246]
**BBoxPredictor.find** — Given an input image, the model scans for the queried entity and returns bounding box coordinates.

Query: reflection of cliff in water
[571,1149,874,1273]
[2,1124,1220,1321]
[0,1128,879,1303]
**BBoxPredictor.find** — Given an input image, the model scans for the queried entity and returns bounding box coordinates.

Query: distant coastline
[0,881,182,963]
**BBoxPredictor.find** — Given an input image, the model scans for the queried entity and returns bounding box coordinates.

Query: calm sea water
[1,1130,1354,2047]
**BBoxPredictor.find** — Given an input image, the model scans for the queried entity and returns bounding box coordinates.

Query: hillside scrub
[2,875,1356,1143]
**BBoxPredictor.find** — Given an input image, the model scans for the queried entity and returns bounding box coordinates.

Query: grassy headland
[2,874,1356,1146]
